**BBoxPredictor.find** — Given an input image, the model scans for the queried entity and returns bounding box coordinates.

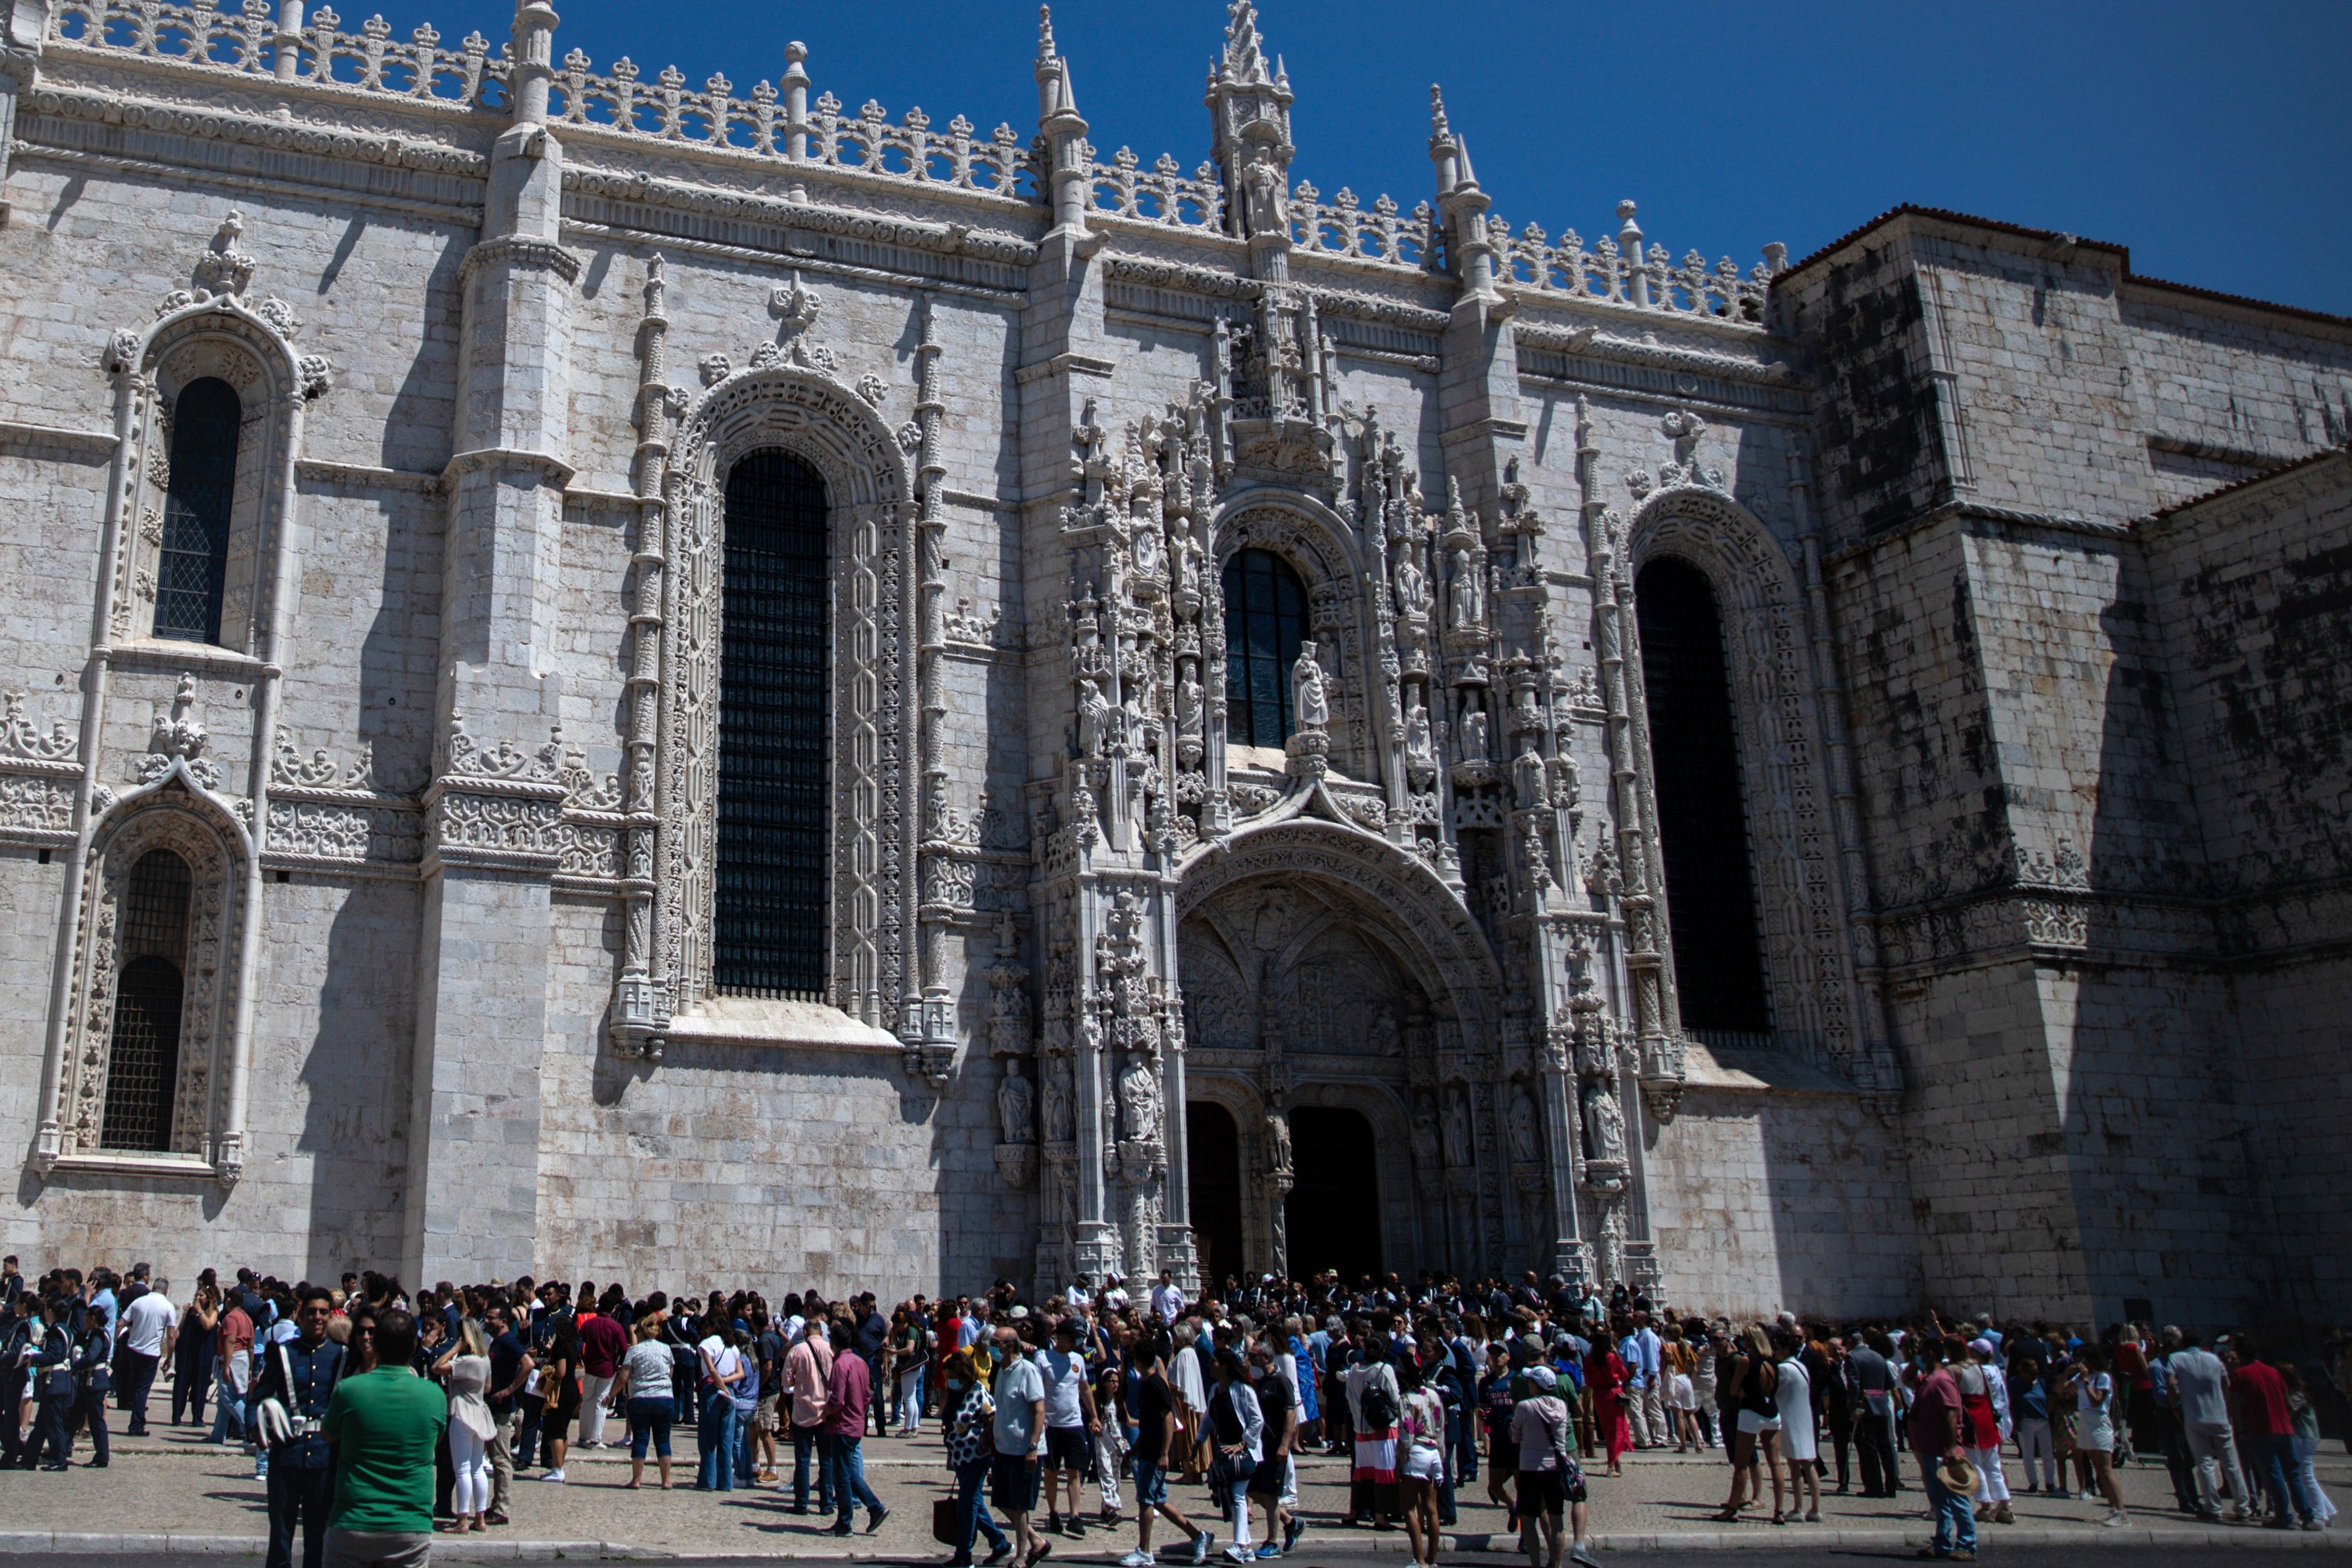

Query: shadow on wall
[302,876,422,1285]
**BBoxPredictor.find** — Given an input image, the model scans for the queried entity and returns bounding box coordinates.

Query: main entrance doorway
[1186,1100,1245,1289]
[1283,1106,1381,1284]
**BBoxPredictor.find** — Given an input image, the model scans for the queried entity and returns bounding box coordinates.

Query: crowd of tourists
[4,1253,2348,1568]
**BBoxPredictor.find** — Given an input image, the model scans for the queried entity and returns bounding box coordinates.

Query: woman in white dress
[1775,1330,1821,1524]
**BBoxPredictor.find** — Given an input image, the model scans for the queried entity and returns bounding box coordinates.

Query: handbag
[932,1495,960,1545]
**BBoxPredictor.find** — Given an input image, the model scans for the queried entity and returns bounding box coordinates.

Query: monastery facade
[1,0,2348,1326]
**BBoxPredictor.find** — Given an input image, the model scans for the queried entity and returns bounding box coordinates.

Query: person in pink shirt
[821,1319,889,1535]
[784,1319,835,1514]
[576,1295,628,1450]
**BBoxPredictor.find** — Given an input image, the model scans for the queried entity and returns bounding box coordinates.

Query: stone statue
[1133,522,1163,578]
[1393,553,1429,620]
[1509,1083,1541,1165]
[1176,667,1204,739]
[1291,642,1328,730]
[1460,705,1489,762]
[1582,1081,1626,1166]
[1078,677,1113,758]
[1241,152,1288,239]
[1443,1087,1473,1168]
[1043,1059,1073,1145]
[1409,1093,1441,1168]
[1514,739,1548,810]
[1174,534,1202,600]
[1118,1054,1161,1144]
[1448,548,1481,628]
[997,1059,1035,1145]
[1404,699,1434,766]
[1264,1108,1293,1175]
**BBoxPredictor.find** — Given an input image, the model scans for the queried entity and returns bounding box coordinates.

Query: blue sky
[470,0,2343,313]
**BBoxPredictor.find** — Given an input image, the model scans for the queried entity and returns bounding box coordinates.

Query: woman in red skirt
[1586,1332,1632,1477]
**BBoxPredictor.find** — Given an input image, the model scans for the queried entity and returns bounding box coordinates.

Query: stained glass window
[1635,556,1773,1039]
[154,377,240,644]
[103,849,192,1151]
[715,450,830,997]
[1221,549,1306,748]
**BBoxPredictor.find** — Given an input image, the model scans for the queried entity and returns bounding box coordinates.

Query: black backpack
[1358,1371,1398,1429]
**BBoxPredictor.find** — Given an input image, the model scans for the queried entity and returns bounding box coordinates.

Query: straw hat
[1938,1455,1979,1494]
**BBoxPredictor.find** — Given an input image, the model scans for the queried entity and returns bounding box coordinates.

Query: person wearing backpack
[1340,1337,1400,1529]
[1507,1366,1600,1568]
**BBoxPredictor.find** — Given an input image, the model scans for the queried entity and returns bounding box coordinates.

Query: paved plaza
[6,1420,2346,1560]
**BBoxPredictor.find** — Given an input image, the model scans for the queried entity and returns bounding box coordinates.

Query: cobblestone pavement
[3,1421,2346,1560]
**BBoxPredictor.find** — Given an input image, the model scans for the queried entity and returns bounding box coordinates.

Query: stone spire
[1034,6,1091,237]
[1205,0,1296,271]
[1428,84,1497,301]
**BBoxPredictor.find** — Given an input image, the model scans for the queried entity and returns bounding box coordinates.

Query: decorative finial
[1038,4,1056,59]
[1429,84,1450,139]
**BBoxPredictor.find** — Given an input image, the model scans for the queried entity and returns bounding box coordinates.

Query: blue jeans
[697,1391,737,1491]
[627,1396,674,1461]
[791,1424,831,1510]
[955,1457,1012,1560]
[1918,1454,1975,1555]
[2252,1432,2311,1525]
[826,1431,884,1525]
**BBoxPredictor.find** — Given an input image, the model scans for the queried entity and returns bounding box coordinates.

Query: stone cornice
[564,167,1036,269]
[1824,499,2131,569]
[23,80,489,182]
[458,236,581,287]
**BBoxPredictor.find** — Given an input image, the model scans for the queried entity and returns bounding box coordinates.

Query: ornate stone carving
[3,692,79,762]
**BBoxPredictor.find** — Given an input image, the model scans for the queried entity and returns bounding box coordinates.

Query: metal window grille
[714,450,830,997]
[102,849,193,1152]
[154,377,241,645]
[1634,557,1773,1037]
[1220,548,1306,748]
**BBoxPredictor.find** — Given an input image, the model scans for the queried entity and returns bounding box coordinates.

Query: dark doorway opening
[1186,1101,1244,1290]
[1284,1106,1382,1285]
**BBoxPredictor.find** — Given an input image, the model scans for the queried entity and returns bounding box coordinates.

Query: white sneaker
[1190,1529,1215,1565]
[2101,1511,2125,1529]
[1224,1547,1256,1565]
[541,1468,566,1483]
[1121,1552,1157,1567]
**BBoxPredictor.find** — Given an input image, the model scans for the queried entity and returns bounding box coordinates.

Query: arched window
[715,450,829,996]
[1634,557,1772,1041]
[154,377,241,644]
[101,849,192,1151]
[1221,548,1307,747]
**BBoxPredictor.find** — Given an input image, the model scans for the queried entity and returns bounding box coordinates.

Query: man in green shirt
[321,1308,446,1568]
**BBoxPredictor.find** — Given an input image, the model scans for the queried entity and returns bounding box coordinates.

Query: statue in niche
[1448,548,1482,628]
[1078,676,1113,758]
[1367,1003,1402,1056]
[1043,1059,1074,1145]
[1443,1086,1474,1168]
[1393,553,1430,620]
[1264,1107,1293,1175]
[1118,1054,1161,1144]
[1291,642,1328,730]
[1176,667,1204,740]
[1582,1081,1626,1166]
[1404,699,1434,766]
[1174,534,1202,601]
[1509,1083,1542,1165]
[1133,521,1163,579]
[1514,737,1548,811]
[1409,1093,1442,1168]
[997,1059,1036,1146]
[1460,705,1489,762]
[1241,150,1288,240]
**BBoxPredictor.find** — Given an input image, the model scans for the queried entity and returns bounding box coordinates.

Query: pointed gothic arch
[1626,486,1856,1073]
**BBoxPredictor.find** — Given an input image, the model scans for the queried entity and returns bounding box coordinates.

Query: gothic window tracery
[1221,548,1307,747]
[1633,556,1772,1041]
[714,449,831,997]
[100,849,193,1152]
[153,377,240,644]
